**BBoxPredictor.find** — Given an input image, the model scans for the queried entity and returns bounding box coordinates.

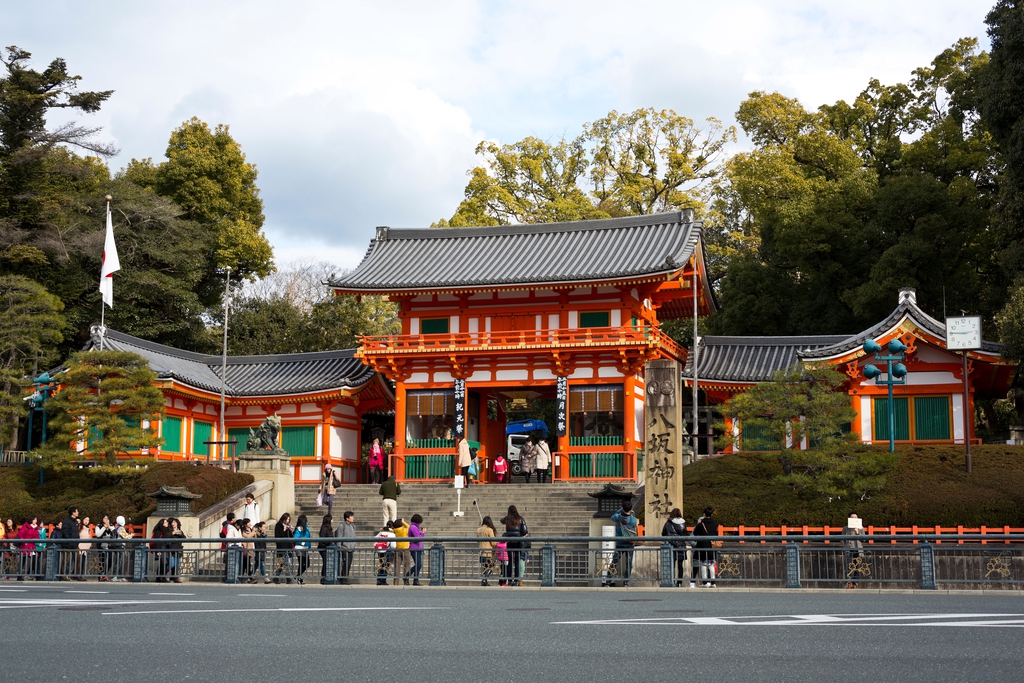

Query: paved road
[1,583,1022,682]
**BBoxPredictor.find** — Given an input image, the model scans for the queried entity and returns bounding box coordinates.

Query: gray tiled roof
[328,211,701,291]
[93,330,375,397]
[683,335,851,383]
[800,297,1002,359]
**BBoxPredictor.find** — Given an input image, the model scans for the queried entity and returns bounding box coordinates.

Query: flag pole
[100,195,112,350]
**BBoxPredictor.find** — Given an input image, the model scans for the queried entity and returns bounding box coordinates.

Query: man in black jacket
[60,507,80,580]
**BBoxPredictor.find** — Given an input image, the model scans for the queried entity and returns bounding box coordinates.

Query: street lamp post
[862,339,908,453]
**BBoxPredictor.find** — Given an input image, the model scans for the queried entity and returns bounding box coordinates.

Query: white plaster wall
[468,370,491,382]
[300,403,318,413]
[598,366,624,377]
[226,406,243,416]
[496,369,529,381]
[279,404,297,414]
[299,465,321,481]
[548,314,559,329]
[611,309,621,326]
[860,396,872,442]
[570,367,594,379]
[450,316,459,333]
[410,318,420,334]
[408,372,429,383]
[568,311,578,328]
[634,397,644,442]
[332,403,357,417]
[952,393,965,443]
[533,368,555,380]
[340,428,359,462]
[329,426,343,459]
[434,371,455,382]
[468,318,479,333]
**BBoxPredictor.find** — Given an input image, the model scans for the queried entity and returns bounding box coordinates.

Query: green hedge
[0,461,253,526]
[681,444,1024,528]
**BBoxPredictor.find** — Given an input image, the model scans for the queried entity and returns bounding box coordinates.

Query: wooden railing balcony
[358,326,685,360]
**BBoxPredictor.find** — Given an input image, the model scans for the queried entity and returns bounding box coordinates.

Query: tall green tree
[437,108,735,231]
[149,117,274,304]
[0,45,114,231]
[0,275,64,447]
[717,363,856,452]
[979,0,1024,283]
[40,350,164,464]
[711,39,1002,336]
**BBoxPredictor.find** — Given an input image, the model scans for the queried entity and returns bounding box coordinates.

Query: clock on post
[945,315,981,473]
[945,316,982,351]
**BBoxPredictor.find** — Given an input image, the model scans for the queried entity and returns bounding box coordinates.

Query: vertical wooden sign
[644,359,683,536]
[555,376,568,436]
[453,379,466,438]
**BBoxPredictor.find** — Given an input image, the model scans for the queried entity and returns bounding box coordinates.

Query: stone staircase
[292,482,606,539]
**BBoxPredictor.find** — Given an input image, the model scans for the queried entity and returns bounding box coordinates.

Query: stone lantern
[146,485,202,538]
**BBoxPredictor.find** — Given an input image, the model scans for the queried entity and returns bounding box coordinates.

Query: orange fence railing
[703,525,1024,545]
[359,326,685,359]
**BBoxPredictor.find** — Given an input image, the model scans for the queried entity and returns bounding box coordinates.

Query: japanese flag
[99,204,120,308]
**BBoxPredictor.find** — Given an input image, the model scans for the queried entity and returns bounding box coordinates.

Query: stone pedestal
[644,360,684,536]
[237,450,294,520]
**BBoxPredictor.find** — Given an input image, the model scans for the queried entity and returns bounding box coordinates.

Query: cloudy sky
[6,1,993,270]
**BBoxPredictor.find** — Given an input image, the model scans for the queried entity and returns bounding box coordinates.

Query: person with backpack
[94,514,115,582]
[660,508,688,587]
[110,516,131,582]
[273,513,294,584]
[318,465,340,515]
[252,521,270,584]
[407,513,425,586]
[374,521,396,585]
[493,453,508,483]
[368,438,385,485]
[456,436,473,486]
[317,515,334,585]
[476,516,497,586]
[519,438,537,484]
[692,506,720,588]
[334,511,357,585]
[535,439,552,484]
[292,515,311,585]
[611,501,639,587]
[499,505,528,586]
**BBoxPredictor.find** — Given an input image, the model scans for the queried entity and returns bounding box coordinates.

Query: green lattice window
[192,420,213,456]
[282,426,316,456]
[913,396,950,440]
[162,416,182,453]
[742,423,781,451]
[579,311,610,328]
[421,318,449,334]
[873,397,910,441]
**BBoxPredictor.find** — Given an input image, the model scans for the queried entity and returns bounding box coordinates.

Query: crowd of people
[0,508,135,581]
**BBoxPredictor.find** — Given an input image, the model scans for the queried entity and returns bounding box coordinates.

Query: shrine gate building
[329,211,715,482]
[684,288,1015,451]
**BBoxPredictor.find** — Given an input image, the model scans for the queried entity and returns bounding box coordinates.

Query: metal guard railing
[2,535,1022,589]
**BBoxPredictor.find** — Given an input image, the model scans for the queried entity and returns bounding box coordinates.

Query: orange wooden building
[683,289,1016,451]
[328,211,715,482]
[90,328,394,484]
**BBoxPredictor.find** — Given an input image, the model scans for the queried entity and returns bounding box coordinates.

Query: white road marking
[0,589,27,592]
[148,592,194,596]
[553,613,1024,628]
[0,597,214,610]
[237,594,286,597]
[105,606,451,616]
[64,590,109,594]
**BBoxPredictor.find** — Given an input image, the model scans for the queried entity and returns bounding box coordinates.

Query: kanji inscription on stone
[644,360,683,535]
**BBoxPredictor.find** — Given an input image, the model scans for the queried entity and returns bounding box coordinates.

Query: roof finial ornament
[375,225,390,242]
[898,287,917,306]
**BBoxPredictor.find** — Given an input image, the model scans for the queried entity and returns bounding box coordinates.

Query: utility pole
[219,267,231,465]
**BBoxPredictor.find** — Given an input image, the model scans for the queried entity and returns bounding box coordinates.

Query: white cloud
[4,0,993,266]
